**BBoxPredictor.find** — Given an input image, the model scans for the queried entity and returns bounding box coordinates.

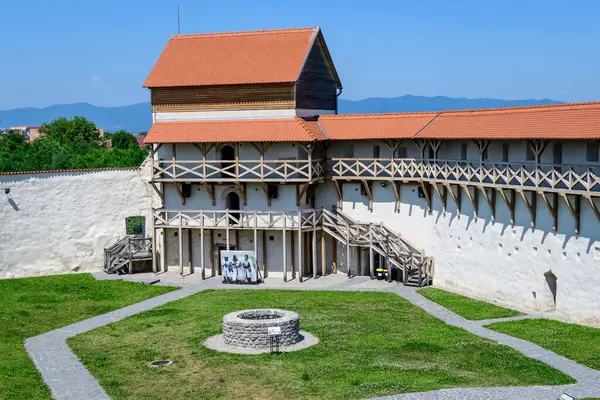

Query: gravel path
[24,274,600,400]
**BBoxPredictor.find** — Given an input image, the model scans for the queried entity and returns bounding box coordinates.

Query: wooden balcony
[329,158,600,195]
[152,159,325,183]
[153,208,321,230]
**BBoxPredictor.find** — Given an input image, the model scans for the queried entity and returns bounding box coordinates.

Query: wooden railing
[104,236,153,274]
[153,159,325,182]
[154,208,321,231]
[329,158,600,194]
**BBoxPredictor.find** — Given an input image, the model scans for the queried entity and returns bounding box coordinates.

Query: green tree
[109,130,140,150]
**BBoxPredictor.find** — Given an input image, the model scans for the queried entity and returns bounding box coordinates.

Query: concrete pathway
[24,272,600,400]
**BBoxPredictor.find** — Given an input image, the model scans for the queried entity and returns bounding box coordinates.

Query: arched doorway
[226,191,240,225]
[220,145,235,178]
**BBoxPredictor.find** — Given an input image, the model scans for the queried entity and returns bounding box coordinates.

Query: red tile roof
[416,102,600,140]
[317,112,440,140]
[0,167,138,176]
[318,102,600,140]
[143,27,341,88]
[145,118,327,143]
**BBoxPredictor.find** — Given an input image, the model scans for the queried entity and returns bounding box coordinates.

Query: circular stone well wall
[222,309,299,349]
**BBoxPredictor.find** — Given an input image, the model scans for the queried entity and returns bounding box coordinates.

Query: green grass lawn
[487,318,600,370]
[417,288,523,320]
[0,274,176,399]
[69,289,573,400]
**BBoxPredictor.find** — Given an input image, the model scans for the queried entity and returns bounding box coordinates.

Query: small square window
[269,236,275,241]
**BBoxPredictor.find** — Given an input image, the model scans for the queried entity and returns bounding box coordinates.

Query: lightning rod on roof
[177,5,180,35]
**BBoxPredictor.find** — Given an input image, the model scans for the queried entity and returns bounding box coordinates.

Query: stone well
[222,309,300,349]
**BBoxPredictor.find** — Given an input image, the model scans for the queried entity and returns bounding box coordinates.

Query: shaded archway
[226,191,240,225]
[220,145,235,178]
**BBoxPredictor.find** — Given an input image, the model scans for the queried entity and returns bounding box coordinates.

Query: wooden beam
[390,181,400,212]
[369,226,374,279]
[149,182,164,205]
[297,183,309,207]
[561,193,581,234]
[518,190,537,229]
[261,183,271,207]
[152,226,158,273]
[235,182,247,206]
[203,183,215,206]
[173,183,186,205]
[479,187,496,221]
[444,183,461,216]
[585,195,600,223]
[419,181,432,214]
[539,191,559,231]
[333,180,343,209]
[460,185,478,219]
[356,242,362,277]
[361,180,373,211]
[253,227,258,280]
[498,188,516,225]
[431,183,447,214]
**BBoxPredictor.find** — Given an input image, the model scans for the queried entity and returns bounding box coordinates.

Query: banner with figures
[220,250,260,284]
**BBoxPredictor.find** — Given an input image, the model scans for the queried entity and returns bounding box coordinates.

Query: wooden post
[178,216,183,276]
[200,226,205,279]
[253,227,258,277]
[321,231,326,277]
[332,238,337,274]
[152,225,158,273]
[312,229,317,279]
[162,228,168,272]
[291,230,296,279]
[356,244,362,276]
[346,221,351,277]
[369,225,374,279]
[262,230,268,278]
[210,230,215,277]
[128,237,133,275]
[187,229,193,274]
[282,227,287,282]
[298,211,303,283]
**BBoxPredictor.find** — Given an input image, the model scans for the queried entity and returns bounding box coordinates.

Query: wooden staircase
[321,208,433,286]
[104,237,153,274]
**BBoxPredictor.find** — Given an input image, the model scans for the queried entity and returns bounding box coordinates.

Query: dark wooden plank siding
[151,83,295,112]
[295,39,337,111]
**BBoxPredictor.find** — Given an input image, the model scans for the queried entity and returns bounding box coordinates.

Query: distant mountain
[337,95,563,114]
[1,96,564,133]
[0,102,152,133]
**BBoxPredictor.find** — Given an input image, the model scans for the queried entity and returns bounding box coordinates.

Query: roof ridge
[172,27,318,40]
[438,101,600,115]
[0,167,139,176]
[321,111,440,118]
[296,117,320,141]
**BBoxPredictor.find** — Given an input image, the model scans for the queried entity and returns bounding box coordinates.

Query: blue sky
[2,0,600,109]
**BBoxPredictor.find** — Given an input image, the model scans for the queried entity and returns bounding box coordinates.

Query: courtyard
[2,272,599,400]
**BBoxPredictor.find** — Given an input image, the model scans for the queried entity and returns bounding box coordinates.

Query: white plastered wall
[0,161,157,278]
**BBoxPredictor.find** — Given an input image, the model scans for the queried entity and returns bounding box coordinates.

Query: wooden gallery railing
[321,208,433,286]
[329,158,600,194]
[153,159,325,182]
[153,208,433,286]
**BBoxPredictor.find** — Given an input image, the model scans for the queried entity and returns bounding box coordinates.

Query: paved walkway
[25,272,600,400]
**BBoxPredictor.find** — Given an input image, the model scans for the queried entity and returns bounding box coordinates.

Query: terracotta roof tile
[0,167,138,176]
[416,102,600,140]
[143,27,319,88]
[318,112,440,140]
[145,118,326,143]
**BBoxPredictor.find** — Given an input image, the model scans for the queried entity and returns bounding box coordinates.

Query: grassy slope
[417,288,522,320]
[70,289,572,400]
[487,318,600,370]
[0,274,175,399]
